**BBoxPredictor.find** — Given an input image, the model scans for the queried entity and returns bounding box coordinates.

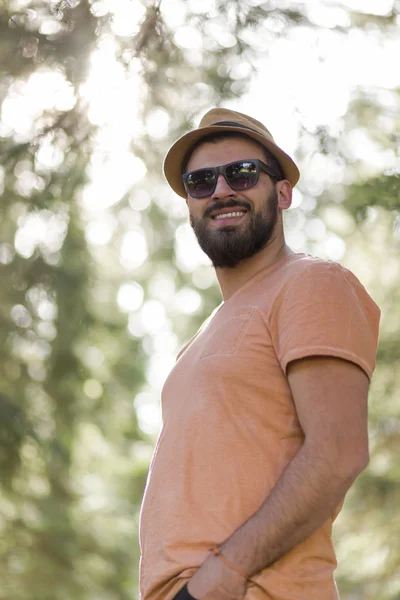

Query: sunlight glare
[140,300,167,334]
[130,190,151,211]
[187,0,216,13]
[306,3,350,28]
[85,220,116,245]
[111,0,146,37]
[134,391,162,435]
[128,314,146,337]
[80,39,143,135]
[81,346,105,369]
[174,287,202,315]
[285,231,307,251]
[234,19,400,186]
[82,153,146,211]
[204,22,237,48]
[35,142,64,172]
[14,211,69,259]
[146,109,170,139]
[161,0,188,28]
[291,188,303,210]
[344,31,400,89]
[12,335,52,363]
[39,19,62,35]
[305,218,326,241]
[80,39,146,212]
[81,40,127,126]
[26,285,57,321]
[153,331,179,354]
[174,223,211,272]
[345,129,397,171]
[1,71,75,139]
[0,243,15,265]
[117,282,144,312]
[11,305,32,329]
[14,168,45,198]
[25,71,75,112]
[146,352,176,391]
[321,206,355,236]
[174,26,203,49]
[83,379,103,400]
[119,230,148,269]
[36,321,57,342]
[340,0,394,15]
[148,273,176,303]
[191,266,215,290]
[320,234,346,261]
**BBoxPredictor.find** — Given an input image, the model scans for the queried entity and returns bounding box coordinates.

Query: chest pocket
[200,307,256,358]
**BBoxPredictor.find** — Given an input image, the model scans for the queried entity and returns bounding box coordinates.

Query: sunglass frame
[182,159,281,199]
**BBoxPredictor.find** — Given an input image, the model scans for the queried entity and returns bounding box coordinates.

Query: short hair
[182,131,284,181]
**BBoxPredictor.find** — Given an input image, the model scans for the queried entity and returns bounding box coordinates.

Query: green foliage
[344,174,400,217]
[0,0,399,598]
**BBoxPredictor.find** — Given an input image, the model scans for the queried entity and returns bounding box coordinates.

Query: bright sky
[2,0,399,435]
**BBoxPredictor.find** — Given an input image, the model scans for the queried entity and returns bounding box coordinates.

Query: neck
[215,235,295,301]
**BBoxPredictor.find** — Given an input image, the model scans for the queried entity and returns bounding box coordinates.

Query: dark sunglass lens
[186,169,216,198]
[226,161,258,190]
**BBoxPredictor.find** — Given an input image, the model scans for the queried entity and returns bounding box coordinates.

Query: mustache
[203,199,252,219]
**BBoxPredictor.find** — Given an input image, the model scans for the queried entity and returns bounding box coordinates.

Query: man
[139,108,380,600]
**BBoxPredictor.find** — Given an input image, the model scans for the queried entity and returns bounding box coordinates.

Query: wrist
[187,550,245,600]
[210,545,249,582]
[215,543,266,593]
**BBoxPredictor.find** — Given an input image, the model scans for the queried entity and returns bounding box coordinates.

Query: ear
[276,180,292,210]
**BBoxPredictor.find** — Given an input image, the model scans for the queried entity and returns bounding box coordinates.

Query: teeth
[214,211,245,220]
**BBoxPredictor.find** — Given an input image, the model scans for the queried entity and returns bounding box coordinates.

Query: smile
[213,211,246,220]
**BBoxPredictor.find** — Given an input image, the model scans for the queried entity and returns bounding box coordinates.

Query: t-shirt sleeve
[269,261,381,379]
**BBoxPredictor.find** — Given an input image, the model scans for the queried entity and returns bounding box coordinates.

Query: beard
[189,187,279,269]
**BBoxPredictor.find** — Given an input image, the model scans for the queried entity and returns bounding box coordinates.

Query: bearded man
[139,108,380,600]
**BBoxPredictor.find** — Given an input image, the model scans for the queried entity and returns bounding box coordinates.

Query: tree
[0,0,399,598]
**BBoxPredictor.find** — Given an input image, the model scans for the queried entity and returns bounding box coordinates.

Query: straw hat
[163,108,300,198]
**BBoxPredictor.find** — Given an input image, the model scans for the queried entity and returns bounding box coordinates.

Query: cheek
[188,200,207,219]
[188,207,201,227]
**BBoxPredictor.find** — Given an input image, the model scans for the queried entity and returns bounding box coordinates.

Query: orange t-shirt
[139,254,380,600]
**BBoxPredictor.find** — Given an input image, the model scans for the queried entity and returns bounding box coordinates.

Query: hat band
[211,121,260,134]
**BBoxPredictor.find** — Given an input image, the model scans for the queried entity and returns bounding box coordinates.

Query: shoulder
[269,253,380,336]
[268,255,380,379]
[277,254,375,299]
[252,253,368,318]
[263,253,350,287]
[282,253,350,279]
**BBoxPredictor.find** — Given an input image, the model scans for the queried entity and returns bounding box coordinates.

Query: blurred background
[0,0,399,598]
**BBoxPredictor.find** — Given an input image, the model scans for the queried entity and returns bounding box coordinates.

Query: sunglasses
[182,159,281,199]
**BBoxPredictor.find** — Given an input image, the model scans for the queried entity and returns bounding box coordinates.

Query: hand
[187,552,247,600]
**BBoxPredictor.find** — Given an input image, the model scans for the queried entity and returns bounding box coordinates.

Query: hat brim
[163,125,300,198]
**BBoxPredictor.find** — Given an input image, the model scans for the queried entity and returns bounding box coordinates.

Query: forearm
[219,440,366,577]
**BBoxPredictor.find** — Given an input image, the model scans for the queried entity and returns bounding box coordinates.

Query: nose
[211,174,236,199]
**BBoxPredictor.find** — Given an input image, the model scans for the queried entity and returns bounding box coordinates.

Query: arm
[187,356,370,600]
